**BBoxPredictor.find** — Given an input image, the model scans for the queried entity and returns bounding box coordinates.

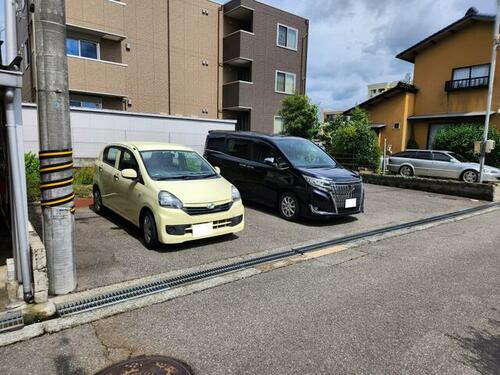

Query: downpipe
[4,88,34,303]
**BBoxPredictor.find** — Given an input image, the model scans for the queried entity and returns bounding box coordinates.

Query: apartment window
[446,64,490,91]
[275,71,296,94]
[277,24,298,50]
[273,116,284,134]
[453,64,489,80]
[70,95,103,109]
[66,38,100,60]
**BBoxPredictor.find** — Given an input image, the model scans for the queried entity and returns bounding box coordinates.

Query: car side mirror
[121,169,138,180]
[264,157,275,166]
[214,166,221,174]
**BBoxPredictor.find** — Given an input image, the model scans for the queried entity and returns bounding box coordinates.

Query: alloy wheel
[463,170,478,183]
[281,196,296,218]
[143,215,153,244]
[400,166,413,177]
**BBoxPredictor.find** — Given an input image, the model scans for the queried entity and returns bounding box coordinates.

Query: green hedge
[25,152,40,202]
[432,124,500,168]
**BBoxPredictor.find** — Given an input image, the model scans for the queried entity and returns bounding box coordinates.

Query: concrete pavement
[1,208,499,374]
[61,184,483,291]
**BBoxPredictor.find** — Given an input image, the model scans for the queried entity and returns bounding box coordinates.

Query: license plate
[192,222,214,237]
[345,198,357,208]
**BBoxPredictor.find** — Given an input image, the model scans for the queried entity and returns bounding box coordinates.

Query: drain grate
[0,311,24,333]
[56,202,499,318]
[56,250,295,317]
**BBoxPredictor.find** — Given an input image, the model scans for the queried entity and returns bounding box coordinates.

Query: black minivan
[204,131,364,220]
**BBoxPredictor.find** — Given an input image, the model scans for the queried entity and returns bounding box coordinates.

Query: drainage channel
[54,202,499,318]
[0,311,24,334]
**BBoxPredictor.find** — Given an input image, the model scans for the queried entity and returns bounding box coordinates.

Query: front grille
[331,181,363,212]
[183,202,233,216]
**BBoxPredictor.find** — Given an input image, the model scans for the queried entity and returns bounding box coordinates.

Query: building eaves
[396,11,494,63]
[344,82,418,115]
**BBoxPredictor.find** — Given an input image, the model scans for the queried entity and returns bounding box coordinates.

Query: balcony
[68,56,127,98]
[66,0,126,41]
[445,76,489,92]
[223,30,255,65]
[223,81,254,109]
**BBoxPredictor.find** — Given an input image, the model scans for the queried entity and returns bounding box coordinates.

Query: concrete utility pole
[33,0,77,294]
[479,0,500,183]
[4,0,33,302]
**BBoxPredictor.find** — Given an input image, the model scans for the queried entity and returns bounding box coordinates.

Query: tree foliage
[314,108,381,171]
[432,123,500,168]
[279,93,319,138]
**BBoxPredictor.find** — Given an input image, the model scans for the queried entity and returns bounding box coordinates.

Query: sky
[0,0,495,110]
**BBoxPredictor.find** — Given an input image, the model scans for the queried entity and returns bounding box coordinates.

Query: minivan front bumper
[155,200,245,244]
[306,184,365,218]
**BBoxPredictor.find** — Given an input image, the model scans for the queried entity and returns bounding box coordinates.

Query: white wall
[22,104,236,159]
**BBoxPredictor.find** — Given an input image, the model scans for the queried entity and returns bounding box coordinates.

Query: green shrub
[25,152,40,202]
[279,93,320,138]
[74,166,95,185]
[326,108,382,171]
[432,124,500,168]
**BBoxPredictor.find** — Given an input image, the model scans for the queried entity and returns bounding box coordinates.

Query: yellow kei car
[93,142,245,248]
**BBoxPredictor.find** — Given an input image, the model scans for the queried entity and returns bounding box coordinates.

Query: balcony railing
[223,81,254,109]
[445,76,489,92]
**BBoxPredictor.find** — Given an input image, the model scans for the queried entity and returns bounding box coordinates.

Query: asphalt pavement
[1,208,499,374]
[68,184,483,291]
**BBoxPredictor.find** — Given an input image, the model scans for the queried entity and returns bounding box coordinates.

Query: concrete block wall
[28,223,48,304]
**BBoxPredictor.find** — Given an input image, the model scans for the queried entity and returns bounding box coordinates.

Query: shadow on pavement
[242,199,359,227]
[448,308,500,375]
[85,205,241,254]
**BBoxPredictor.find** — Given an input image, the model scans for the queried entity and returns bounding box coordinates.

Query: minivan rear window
[226,138,252,160]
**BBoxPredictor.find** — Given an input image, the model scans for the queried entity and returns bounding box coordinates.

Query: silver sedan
[387,149,500,183]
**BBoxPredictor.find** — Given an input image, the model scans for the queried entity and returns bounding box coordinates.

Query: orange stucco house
[346,8,499,153]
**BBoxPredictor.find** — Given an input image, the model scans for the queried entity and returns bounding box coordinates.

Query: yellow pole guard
[39,150,73,158]
[39,162,73,173]
[40,178,74,189]
[41,193,75,207]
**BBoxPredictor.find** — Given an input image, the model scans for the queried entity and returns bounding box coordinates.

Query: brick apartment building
[18,0,308,134]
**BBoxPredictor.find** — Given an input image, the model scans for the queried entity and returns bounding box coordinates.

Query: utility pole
[479,0,500,183]
[33,0,76,294]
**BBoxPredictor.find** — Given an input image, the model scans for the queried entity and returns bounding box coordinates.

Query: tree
[279,93,319,138]
[432,123,500,168]
[325,108,381,171]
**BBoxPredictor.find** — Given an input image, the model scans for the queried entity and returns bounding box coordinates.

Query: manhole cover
[95,356,192,375]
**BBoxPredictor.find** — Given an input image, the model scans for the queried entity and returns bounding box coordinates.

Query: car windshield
[449,152,469,163]
[140,150,216,180]
[275,138,337,168]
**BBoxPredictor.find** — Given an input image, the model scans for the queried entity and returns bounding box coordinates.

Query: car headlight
[303,175,332,192]
[158,191,183,209]
[231,186,241,202]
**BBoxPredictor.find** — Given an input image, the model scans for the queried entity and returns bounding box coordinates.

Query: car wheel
[279,192,300,220]
[93,187,105,214]
[461,170,478,183]
[399,165,414,177]
[142,211,159,249]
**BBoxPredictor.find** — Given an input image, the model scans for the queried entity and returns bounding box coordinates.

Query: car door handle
[114,173,119,181]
